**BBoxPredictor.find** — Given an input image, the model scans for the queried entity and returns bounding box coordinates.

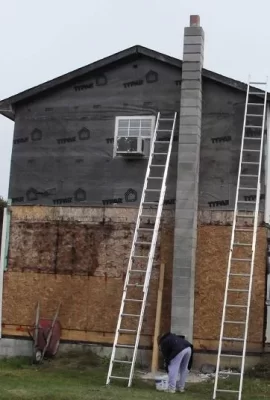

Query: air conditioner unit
[116,136,146,157]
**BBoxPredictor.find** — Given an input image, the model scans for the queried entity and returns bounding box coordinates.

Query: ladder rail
[128,112,177,386]
[106,112,160,385]
[238,83,268,397]
[213,79,251,399]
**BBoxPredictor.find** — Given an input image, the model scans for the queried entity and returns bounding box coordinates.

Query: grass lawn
[0,352,269,400]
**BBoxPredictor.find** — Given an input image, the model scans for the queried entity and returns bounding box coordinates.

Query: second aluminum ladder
[213,77,268,400]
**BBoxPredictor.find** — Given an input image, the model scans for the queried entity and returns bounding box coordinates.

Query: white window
[113,116,156,158]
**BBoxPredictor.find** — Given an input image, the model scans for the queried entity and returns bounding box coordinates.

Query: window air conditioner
[116,136,146,157]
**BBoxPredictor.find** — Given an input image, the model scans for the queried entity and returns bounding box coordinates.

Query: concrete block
[178,150,199,164]
[183,44,204,54]
[184,35,204,46]
[181,88,202,100]
[182,62,202,72]
[181,97,202,108]
[180,115,201,126]
[184,26,204,37]
[171,305,191,319]
[183,53,204,64]
[181,80,202,90]
[179,122,201,132]
[180,106,202,118]
[177,133,200,144]
[171,316,190,333]
[173,238,197,254]
[174,227,197,239]
[173,208,197,221]
[182,70,201,80]
[174,215,197,229]
[179,123,201,134]
[172,295,191,308]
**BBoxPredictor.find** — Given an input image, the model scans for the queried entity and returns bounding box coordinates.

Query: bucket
[155,375,168,391]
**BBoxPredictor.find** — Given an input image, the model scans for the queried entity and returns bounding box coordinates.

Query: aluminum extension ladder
[106,111,177,387]
[213,77,268,400]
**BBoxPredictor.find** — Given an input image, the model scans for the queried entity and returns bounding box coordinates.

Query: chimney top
[190,15,200,27]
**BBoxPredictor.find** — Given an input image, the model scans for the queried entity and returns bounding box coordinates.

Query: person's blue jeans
[168,347,191,390]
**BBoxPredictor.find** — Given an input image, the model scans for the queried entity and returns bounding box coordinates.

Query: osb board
[8,220,162,278]
[2,273,167,335]
[194,226,266,349]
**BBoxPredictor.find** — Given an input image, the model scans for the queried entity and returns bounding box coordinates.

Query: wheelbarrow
[28,302,61,364]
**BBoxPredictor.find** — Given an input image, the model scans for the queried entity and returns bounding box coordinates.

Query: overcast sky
[1,0,270,198]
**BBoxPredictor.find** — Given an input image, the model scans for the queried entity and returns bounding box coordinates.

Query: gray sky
[1,0,270,198]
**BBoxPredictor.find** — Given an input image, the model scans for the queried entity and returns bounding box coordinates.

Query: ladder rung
[227,288,249,292]
[230,273,251,277]
[224,321,246,324]
[249,92,264,95]
[240,174,258,177]
[135,241,151,245]
[155,141,170,143]
[119,329,137,333]
[248,103,264,106]
[236,214,254,218]
[124,299,143,302]
[126,284,144,287]
[246,114,263,117]
[222,337,244,342]
[122,313,140,317]
[151,164,166,167]
[237,200,256,204]
[231,258,252,261]
[110,376,130,380]
[137,228,154,231]
[113,360,132,364]
[153,153,167,155]
[159,118,174,121]
[132,255,148,258]
[226,304,247,308]
[156,129,171,131]
[238,187,257,190]
[249,81,267,85]
[235,228,253,231]
[242,149,260,152]
[216,389,239,393]
[140,215,156,218]
[245,125,262,129]
[244,137,261,140]
[116,344,135,348]
[143,202,158,205]
[242,161,259,164]
[145,189,160,192]
[220,354,243,358]
[219,371,241,376]
[130,269,147,273]
[233,243,252,246]
[147,177,162,180]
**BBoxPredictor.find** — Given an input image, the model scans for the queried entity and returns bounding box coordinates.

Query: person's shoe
[164,388,176,393]
[176,387,185,393]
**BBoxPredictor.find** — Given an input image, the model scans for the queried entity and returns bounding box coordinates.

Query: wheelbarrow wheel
[33,349,42,364]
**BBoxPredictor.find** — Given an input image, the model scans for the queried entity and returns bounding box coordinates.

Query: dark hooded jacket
[158,332,193,372]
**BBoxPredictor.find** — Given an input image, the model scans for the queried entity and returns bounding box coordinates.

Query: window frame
[113,115,156,158]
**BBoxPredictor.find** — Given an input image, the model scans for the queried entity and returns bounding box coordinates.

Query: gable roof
[0,45,264,121]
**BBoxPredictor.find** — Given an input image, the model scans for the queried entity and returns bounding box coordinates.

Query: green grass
[0,354,269,399]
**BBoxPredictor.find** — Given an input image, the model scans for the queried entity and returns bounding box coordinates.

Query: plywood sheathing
[194,226,266,351]
[3,220,174,340]
[3,206,267,350]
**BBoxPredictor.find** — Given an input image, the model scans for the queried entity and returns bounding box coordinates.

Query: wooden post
[151,262,165,373]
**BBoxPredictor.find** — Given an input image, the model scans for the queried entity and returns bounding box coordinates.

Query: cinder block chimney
[171,15,204,341]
